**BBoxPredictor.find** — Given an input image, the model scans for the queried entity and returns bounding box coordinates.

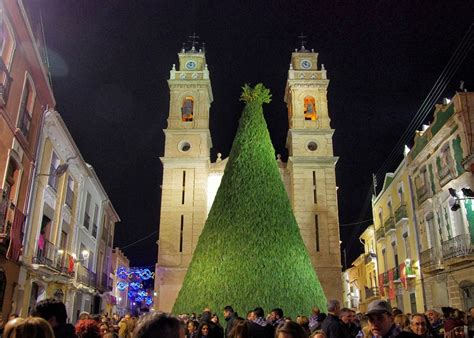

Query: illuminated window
[181,96,194,121]
[304,96,317,121]
[17,76,36,137]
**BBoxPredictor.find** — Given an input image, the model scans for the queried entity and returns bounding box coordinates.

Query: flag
[388,269,395,300]
[399,262,407,289]
[378,273,385,297]
[7,207,25,261]
[68,254,75,273]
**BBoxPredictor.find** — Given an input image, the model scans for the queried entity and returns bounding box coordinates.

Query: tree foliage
[172,84,327,318]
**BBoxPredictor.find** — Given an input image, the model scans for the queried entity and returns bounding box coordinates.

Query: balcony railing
[77,264,97,287]
[364,252,377,264]
[384,217,396,233]
[34,239,56,267]
[438,166,453,186]
[395,204,408,223]
[0,192,12,240]
[365,286,379,299]
[99,272,113,291]
[442,234,473,260]
[420,247,443,271]
[375,226,385,241]
[416,185,430,204]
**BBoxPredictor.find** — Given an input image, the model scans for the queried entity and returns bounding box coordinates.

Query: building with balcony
[372,158,425,313]
[111,247,130,316]
[70,165,119,322]
[17,109,89,317]
[406,92,474,310]
[0,1,55,321]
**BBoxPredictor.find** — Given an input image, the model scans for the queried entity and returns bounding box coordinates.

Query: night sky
[33,1,474,267]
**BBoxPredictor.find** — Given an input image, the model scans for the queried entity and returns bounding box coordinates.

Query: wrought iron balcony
[365,286,379,299]
[395,204,408,223]
[420,247,443,271]
[375,226,385,241]
[384,216,396,233]
[77,264,97,288]
[438,166,453,186]
[416,185,430,204]
[364,252,377,265]
[33,239,56,267]
[442,234,473,261]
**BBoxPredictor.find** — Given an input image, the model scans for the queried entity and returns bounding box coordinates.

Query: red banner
[388,269,395,300]
[7,207,25,261]
[399,262,407,289]
[378,273,385,297]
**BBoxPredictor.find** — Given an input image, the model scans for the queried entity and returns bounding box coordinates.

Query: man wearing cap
[365,300,417,338]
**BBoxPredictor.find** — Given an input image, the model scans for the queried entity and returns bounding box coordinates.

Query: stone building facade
[155,44,342,311]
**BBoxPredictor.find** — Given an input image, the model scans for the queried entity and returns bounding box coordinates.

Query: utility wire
[348,23,474,257]
[121,230,158,250]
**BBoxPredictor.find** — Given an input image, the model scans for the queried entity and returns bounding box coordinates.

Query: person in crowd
[425,310,443,338]
[443,307,466,337]
[3,316,55,338]
[394,314,410,331]
[392,309,403,316]
[269,309,285,328]
[99,322,115,338]
[223,306,238,338]
[228,318,247,338]
[247,311,256,321]
[296,315,311,336]
[339,308,356,337]
[211,314,225,336]
[76,318,101,338]
[274,321,307,338]
[311,330,327,338]
[118,315,130,338]
[198,323,211,338]
[200,310,223,338]
[132,312,185,338]
[247,307,274,338]
[187,320,199,338]
[406,314,430,337]
[365,300,418,338]
[309,307,327,333]
[467,307,474,338]
[321,300,346,338]
[31,298,77,338]
[79,312,92,321]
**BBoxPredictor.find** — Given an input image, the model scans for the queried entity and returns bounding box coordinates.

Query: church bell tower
[284,42,343,301]
[155,37,213,311]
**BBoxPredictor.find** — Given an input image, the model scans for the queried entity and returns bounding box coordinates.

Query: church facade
[154,44,342,311]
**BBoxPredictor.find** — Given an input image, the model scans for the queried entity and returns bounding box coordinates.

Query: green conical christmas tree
[172,84,327,318]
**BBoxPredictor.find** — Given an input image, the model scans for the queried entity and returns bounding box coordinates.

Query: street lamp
[448,187,474,211]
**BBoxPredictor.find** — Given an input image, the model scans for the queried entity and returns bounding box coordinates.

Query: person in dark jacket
[365,300,418,338]
[247,307,274,338]
[31,298,77,338]
[321,300,347,338]
[223,306,237,338]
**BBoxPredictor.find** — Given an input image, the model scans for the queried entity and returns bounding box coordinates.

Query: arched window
[304,96,317,121]
[181,96,194,121]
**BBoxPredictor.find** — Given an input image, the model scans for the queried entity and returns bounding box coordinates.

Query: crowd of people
[0,298,473,338]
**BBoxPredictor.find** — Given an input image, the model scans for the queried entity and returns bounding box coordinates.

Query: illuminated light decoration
[130,282,141,290]
[115,266,155,307]
[117,281,128,291]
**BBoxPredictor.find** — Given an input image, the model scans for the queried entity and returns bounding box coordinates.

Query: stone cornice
[288,156,338,167]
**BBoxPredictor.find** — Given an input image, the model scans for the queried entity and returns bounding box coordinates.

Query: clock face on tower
[300,59,312,69]
[185,60,197,70]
